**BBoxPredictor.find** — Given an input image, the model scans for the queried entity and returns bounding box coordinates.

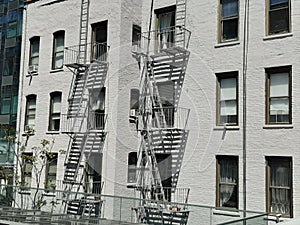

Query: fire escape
[60,0,109,217]
[133,0,191,224]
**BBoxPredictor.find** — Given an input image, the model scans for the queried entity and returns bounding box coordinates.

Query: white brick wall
[17,0,300,221]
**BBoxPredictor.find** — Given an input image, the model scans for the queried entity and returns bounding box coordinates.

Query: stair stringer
[149,50,190,110]
[147,129,189,191]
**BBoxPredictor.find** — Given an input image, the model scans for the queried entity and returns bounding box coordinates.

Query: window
[52,31,64,69]
[132,25,141,47]
[7,21,17,38]
[89,88,105,130]
[154,81,175,128]
[216,72,238,125]
[127,152,137,184]
[29,37,40,68]
[45,153,57,190]
[1,97,11,114]
[266,66,291,124]
[25,95,36,130]
[21,153,33,188]
[156,153,172,202]
[129,89,139,123]
[266,157,292,217]
[216,155,238,208]
[48,92,61,131]
[219,0,239,42]
[155,6,175,50]
[91,21,107,61]
[267,0,290,35]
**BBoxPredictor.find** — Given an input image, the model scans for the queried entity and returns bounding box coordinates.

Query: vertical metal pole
[242,0,250,222]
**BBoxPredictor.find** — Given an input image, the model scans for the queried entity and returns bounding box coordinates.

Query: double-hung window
[216,156,238,208]
[25,95,36,130]
[127,152,137,184]
[155,6,175,50]
[48,92,61,131]
[29,37,40,69]
[7,21,17,38]
[267,0,290,35]
[217,72,238,126]
[45,153,58,190]
[21,153,33,189]
[219,0,239,42]
[266,66,291,124]
[266,157,292,217]
[52,31,64,69]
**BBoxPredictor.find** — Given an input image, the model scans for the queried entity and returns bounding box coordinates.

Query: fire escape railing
[64,42,109,67]
[132,26,191,54]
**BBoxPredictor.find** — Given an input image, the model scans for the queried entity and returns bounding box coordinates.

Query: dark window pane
[7,21,17,38]
[222,19,238,40]
[220,185,238,208]
[1,98,11,114]
[270,0,288,8]
[268,158,291,216]
[222,0,238,18]
[269,8,289,34]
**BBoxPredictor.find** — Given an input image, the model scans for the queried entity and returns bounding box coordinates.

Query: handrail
[64,42,110,66]
[132,26,191,54]
[151,106,190,130]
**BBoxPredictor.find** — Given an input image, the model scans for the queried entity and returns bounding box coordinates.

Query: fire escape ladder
[67,69,89,118]
[63,133,87,184]
[175,0,187,47]
[136,57,166,203]
[135,1,191,223]
[78,0,90,65]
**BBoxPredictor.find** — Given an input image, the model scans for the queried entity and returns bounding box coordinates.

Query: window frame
[91,20,108,62]
[127,152,137,185]
[21,153,33,189]
[266,0,291,35]
[48,92,62,131]
[219,0,239,43]
[216,71,239,126]
[29,36,40,68]
[216,155,239,209]
[265,66,292,125]
[24,94,36,130]
[266,156,293,217]
[52,31,65,70]
[44,153,58,190]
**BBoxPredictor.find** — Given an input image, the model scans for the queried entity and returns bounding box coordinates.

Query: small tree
[1,125,65,210]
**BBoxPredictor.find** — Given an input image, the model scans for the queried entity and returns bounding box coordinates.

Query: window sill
[263,32,293,41]
[263,124,293,129]
[213,126,240,131]
[46,131,60,135]
[215,40,240,48]
[50,68,64,73]
[213,208,240,217]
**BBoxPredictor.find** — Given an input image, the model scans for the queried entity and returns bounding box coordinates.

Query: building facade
[15,0,300,223]
[0,0,23,166]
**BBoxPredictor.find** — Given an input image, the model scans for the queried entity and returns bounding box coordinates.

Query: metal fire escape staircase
[61,0,109,217]
[134,0,191,224]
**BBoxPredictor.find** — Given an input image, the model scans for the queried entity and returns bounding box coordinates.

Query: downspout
[15,2,28,189]
[242,0,250,220]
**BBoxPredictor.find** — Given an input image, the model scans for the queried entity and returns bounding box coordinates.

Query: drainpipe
[242,0,250,221]
[15,2,28,188]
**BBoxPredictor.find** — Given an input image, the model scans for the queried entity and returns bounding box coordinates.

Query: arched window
[48,92,62,131]
[29,36,40,69]
[24,94,37,131]
[52,30,65,69]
